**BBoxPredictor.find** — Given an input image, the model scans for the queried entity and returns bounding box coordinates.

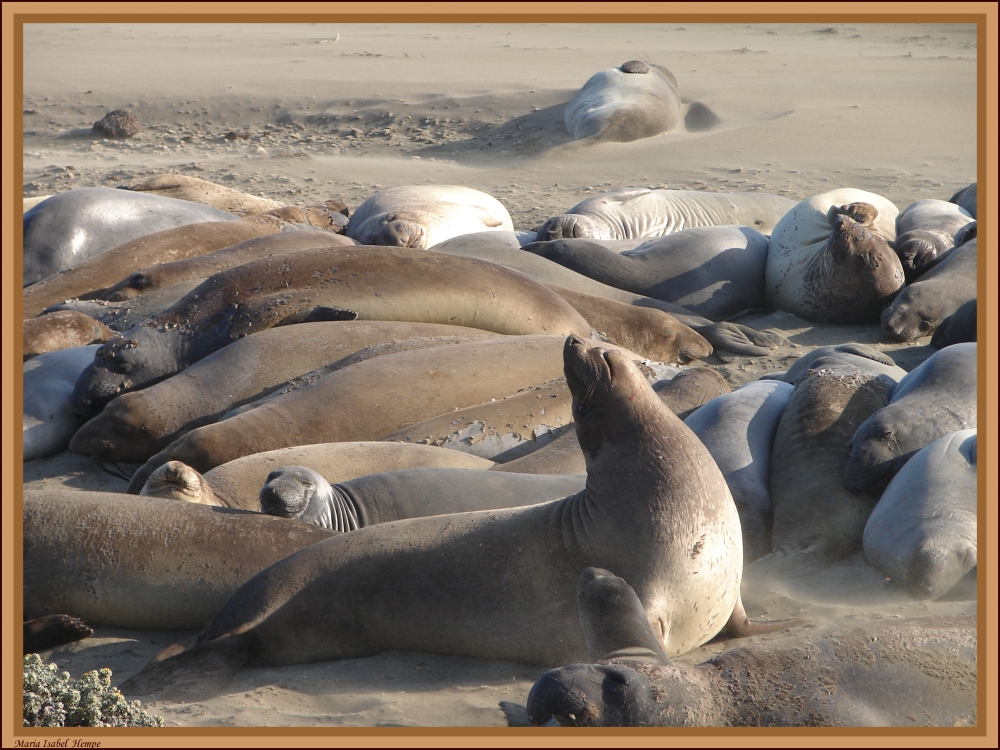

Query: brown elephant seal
[121,174,286,216]
[23,490,337,629]
[140,461,223,506]
[506,570,975,727]
[23,310,113,361]
[881,238,976,342]
[346,185,513,248]
[769,365,895,558]
[203,442,494,510]
[70,247,591,413]
[893,199,974,280]
[536,188,795,242]
[765,190,903,324]
[564,61,681,142]
[23,615,94,655]
[121,336,781,698]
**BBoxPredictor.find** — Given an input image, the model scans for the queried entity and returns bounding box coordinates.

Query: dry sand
[18,21,982,731]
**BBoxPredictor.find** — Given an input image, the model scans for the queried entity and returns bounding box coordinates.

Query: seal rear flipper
[694,322,790,356]
[834,343,896,366]
[499,701,531,727]
[120,636,250,701]
[720,596,804,640]
[23,615,93,654]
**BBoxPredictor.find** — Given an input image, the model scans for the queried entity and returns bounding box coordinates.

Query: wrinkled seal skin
[536,188,795,241]
[69,246,591,414]
[769,365,894,558]
[23,187,237,286]
[140,461,223,506]
[508,570,976,727]
[23,310,112,361]
[893,199,974,281]
[765,190,903,324]
[564,60,681,142]
[844,343,976,494]
[121,336,749,698]
[863,430,977,601]
[346,185,513,248]
[23,490,337,629]
[260,466,586,530]
[684,381,795,564]
[526,225,770,320]
[881,238,976,342]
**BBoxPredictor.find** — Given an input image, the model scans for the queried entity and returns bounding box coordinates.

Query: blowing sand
[19,21,981,730]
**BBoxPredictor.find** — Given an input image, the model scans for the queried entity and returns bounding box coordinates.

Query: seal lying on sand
[70,246,590,413]
[23,187,237,286]
[23,310,112,361]
[536,188,795,241]
[863,430,977,601]
[564,60,681,142]
[893,199,974,280]
[765,191,903,324]
[346,186,513,248]
[121,336,784,698]
[23,345,101,462]
[504,569,976,727]
[121,174,287,216]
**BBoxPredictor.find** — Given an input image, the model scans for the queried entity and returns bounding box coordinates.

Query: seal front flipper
[694,322,790,356]
[23,615,93,654]
[499,701,531,727]
[577,567,671,665]
[719,595,803,640]
[120,636,250,701]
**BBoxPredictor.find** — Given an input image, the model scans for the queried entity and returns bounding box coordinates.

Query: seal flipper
[120,636,250,701]
[833,343,896,367]
[719,595,803,640]
[23,615,93,654]
[499,701,531,727]
[694,322,791,356]
[577,567,671,665]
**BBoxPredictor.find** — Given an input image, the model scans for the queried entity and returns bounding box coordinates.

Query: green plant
[23,653,164,727]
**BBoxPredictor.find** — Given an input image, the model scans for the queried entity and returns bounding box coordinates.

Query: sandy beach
[12,17,992,740]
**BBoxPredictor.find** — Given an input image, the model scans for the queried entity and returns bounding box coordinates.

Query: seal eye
[575,402,590,417]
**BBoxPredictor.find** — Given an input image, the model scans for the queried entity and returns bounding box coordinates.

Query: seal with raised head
[346,185,513,248]
[863,430,977,601]
[121,335,771,698]
[564,60,682,142]
[765,190,904,324]
[22,187,237,286]
[536,188,795,242]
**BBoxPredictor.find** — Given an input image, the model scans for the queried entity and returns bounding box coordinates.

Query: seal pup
[506,570,976,727]
[70,246,590,413]
[23,187,237,286]
[525,226,770,320]
[844,343,977,493]
[765,190,903,324]
[863,430,977,601]
[893,199,974,280]
[23,310,113,361]
[881,238,976,342]
[121,336,776,698]
[564,60,681,142]
[259,466,586,529]
[346,185,513,248]
[536,188,795,241]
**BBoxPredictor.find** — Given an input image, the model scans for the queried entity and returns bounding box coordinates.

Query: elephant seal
[346,185,513,248]
[564,60,681,142]
[23,187,237,286]
[536,188,795,241]
[863,430,977,601]
[507,570,976,727]
[779,343,908,386]
[525,226,770,320]
[844,343,977,493]
[121,174,287,216]
[203,442,494,510]
[70,246,590,412]
[70,322,496,464]
[931,298,977,348]
[97,229,353,302]
[894,199,974,280]
[42,279,205,334]
[260,466,586,529]
[140,461,223,506]
[765,190,903,324]
[23,615,93,655]
[948,182,977,218]
[769,365,895,558]
[881,238,976,342]
[23,490,336,629]
[684,380,795,563]
[122,336,781,698]
[23,345,101,462]
[23,310,113,361]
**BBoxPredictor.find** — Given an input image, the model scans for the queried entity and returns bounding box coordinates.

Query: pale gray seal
[931,298,976,348]
[23,345,101,462]
[894,198,974,280]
